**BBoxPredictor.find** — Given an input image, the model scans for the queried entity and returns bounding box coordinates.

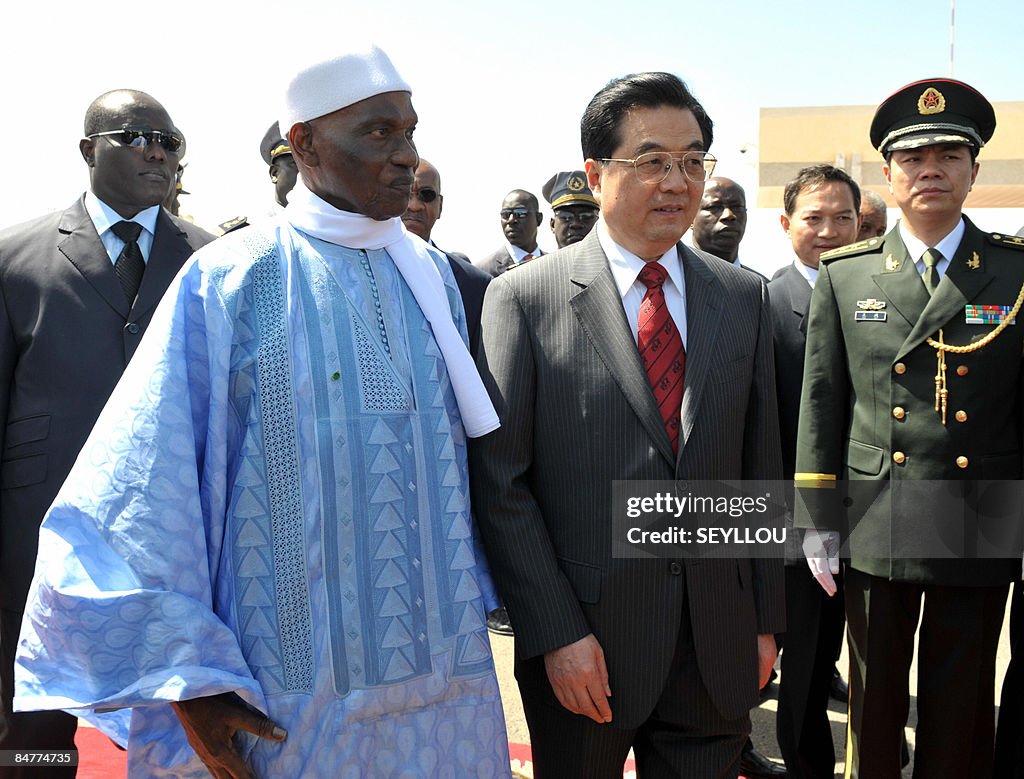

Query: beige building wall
[757,102,1024,209]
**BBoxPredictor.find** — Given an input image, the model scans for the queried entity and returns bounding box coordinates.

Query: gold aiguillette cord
[926,281,1024,425]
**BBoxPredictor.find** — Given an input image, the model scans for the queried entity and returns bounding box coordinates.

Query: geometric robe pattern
[13,220,509,777]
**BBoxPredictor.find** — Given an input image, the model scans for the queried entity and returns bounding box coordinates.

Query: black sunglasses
[412,188,438,204]
[88,126,186,155]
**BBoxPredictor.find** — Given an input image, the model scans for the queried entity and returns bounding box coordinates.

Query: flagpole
[949,0,955,76]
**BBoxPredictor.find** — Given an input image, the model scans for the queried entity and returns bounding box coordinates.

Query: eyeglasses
[87,126,186,156]
[500,207,535,220]
[601,150,716,184]
[412,188,438,204]
[554,210,599,224]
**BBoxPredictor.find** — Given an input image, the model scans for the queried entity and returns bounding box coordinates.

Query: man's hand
[802,529,841,596]
[543,633,612,724]
[171,692,287,779]
[757,633,778,690]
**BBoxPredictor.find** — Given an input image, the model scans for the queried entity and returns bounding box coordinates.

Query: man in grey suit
[475,189,544,276]
[0,89,212,774]
[472,71,785,778]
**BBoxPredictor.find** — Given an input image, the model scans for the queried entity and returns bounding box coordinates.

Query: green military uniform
[794,77,1023,779]
[796,220,1024,585]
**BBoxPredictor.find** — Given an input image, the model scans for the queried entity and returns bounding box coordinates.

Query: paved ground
[491,589,1016,778]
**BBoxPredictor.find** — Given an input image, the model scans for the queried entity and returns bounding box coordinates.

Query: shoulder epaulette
[218,216,250,235]
[987,232,1024,251]
[819,236,885,263]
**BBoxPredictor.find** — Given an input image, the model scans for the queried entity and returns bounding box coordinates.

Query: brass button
[893,407,906,420]
[893,451,906,464]
[955,410,967,423]
[956,456,969,469]
[956,365,969,377]
[894,363,907,375]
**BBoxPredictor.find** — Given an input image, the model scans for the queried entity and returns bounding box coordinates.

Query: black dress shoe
[740,745,787,777]
[829,668,849,702]
[486,607,514,636]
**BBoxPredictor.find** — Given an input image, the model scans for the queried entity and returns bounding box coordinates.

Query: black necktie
[110,221,145,304]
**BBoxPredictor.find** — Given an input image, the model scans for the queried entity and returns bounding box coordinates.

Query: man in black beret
[794,78,1024,778]
[542,170,599,249]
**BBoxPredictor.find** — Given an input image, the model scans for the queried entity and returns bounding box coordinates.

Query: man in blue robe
[13,44,509,779]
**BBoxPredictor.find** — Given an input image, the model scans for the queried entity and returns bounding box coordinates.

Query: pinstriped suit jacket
[470,229,785,727]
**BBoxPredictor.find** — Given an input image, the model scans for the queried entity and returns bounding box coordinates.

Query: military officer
[219,122,298,234]
[541,170,600,249]
[794,78,1024,779]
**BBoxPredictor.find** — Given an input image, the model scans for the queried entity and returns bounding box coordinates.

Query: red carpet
[75,730,758,777]
[75,726,126,779]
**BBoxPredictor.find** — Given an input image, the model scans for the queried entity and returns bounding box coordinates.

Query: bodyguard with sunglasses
[0,89,212,777]
[472,71,784,778]
[476,189,545,276]
[402,158,491,355]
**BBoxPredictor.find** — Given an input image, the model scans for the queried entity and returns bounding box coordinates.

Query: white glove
[802,529,841,597]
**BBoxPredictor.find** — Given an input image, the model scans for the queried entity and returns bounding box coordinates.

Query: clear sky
[3,0,1022,264]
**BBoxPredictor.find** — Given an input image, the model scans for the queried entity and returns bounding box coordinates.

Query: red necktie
[637,262,686,453]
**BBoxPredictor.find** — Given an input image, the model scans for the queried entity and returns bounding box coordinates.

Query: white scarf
[285,182,499,438]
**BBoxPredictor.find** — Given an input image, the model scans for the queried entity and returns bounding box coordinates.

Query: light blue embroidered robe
[14,222,509,778]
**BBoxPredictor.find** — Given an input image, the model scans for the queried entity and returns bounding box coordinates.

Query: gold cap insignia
[885,254,900,272]
[966,252,981,270]
[567,174,586,192]
[918,87,946,115]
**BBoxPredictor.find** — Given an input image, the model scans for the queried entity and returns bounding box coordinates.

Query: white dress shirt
[84,191,160,266]
[899,217,965,281]
[598,219,687,348]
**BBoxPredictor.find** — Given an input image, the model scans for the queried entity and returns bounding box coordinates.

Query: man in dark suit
[401,158,490,356]
[475,189,544,276]
[0,89,212,775]
[770,165,861,779]
[795,78,1024,778]
[472,71,785,778]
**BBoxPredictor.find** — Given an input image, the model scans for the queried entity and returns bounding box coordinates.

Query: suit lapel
[134,210,192,317]
[897,220,994,361]
[678,245,722,457]
[871,231,928,330]
[568,233,676,467]
[786,265,812,335]
[58,196,131,318]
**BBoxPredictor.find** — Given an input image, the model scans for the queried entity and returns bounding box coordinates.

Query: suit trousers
[995,581,1024,778]
[515,585,750,779]
[843,568,1006,779]
[0,609,77,778]
[777,564,845,779]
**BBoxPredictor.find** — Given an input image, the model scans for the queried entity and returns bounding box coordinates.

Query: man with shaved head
[402,158,491,355]
[691,177,749,267]
[0,88,211,775]
[476,189,545,276]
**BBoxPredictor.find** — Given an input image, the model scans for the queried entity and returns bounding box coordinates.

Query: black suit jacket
[0,196,213,610]
[436,246,490,356]
[767,264,812,479]
[471,230,785,727]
